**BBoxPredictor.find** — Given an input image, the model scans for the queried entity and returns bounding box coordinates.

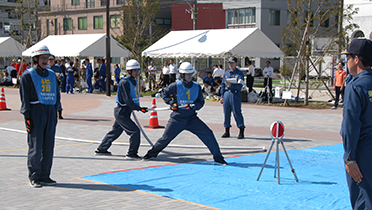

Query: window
[72,0,79,5]
[110,15,120,28]
[116,0,125,5]
[94,16,103,29]
[78,17,87,30]
[86,0,94,8]
[63,18,72,30]
[320,18,329,27]
[155,18,171,25]
[101,0,106,6]
[269,10,280,25]
[46,19,49,35]
[54,19,58,35]
[227,8,255,25]
[287,11,298,26]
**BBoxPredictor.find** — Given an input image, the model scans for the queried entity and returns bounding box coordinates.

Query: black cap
[60,59,65,62]
[342,38,372,58]
[228,56,237,63]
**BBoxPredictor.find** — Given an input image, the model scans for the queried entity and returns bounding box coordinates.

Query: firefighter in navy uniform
[143,62,227,165]
[220,56,245,139]
[95,59,148,159]
[340,38,372,210]
[19,45,61,188]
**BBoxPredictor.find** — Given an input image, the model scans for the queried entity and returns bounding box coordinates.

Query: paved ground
[0,87,343,209]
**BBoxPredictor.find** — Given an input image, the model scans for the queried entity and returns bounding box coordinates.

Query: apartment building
[344,0,372,40]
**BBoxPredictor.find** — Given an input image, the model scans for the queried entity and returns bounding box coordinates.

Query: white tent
[22,33,130,57]
[142,28,284,58]
[0,37,26,57]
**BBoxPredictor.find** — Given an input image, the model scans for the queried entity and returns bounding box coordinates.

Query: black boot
[237,128,244,139]
[58,110,64,119]
[221,127,230,138]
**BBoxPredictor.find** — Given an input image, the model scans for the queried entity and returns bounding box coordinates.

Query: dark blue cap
[342,38,372,58]
[60,59,65,62]
[228,56,237,63]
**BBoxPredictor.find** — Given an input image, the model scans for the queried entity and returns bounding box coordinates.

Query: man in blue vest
[95,59,148,159]
[340,38,372,209]
[19,45,61,188]
[220,56,245,139]
[85,58,94,93]
[143,62,227,165]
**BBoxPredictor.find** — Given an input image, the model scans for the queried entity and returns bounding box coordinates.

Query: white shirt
[169,63,177,74]
[6,66,16,75]
[263,66,274,78]
[213,68,224,78]
[247,65,255,77]
[162,66,170,75]
[148,65,157,75]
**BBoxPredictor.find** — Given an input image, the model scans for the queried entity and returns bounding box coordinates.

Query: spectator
[99,59,107,92]
[213,64,224,80]
[93,75,102,92]
[15,59,21,75]
[162,61,170,86]
[85,58,93,93]
[59,59,67,93]
[114,64,121,84]
[203,71,214,86]
[246,60,255,93]
[47,55,63,119]
[169,59,177,83]
[10,59,16,68]
[332,61,347,110]
[66,61,78,94]
[148,61,157,90]
[202,81,215,98]
[1,72,13,86]
[263,60,274,101]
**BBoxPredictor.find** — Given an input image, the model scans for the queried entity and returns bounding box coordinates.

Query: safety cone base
[144,125,165,129]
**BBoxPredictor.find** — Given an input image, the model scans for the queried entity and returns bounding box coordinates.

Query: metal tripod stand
[257,121,298,184]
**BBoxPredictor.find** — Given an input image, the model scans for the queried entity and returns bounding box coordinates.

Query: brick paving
[0,87,343,209]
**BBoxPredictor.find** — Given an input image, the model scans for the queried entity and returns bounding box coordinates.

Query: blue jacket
[220,68,245,98]
[86,63,93,78]
[340,69,372,161]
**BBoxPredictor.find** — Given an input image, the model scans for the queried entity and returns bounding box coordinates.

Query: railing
[47,0,124,12]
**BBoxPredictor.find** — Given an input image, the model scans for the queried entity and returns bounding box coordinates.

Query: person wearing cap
[220,56,245,139]
[143,62,227,165]
[95,59,148,159]
[65,61,78,94]
[340,38,372,209]
[47,55,64,119]
[19,45,61,188]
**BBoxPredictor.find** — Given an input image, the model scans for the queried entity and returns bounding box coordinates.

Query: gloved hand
[185,104,193,110]
[25,118,33,133]
[140,107,148,113]
[170,102,179,111]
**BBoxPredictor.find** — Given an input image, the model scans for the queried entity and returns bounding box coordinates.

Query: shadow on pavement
[53,183,173,192]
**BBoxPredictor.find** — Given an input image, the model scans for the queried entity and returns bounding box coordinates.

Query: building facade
[344,0,372,41]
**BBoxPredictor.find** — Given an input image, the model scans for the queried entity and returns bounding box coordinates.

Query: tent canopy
[142,28,284,58]
[0,37,26,57]
[22,34,130,57]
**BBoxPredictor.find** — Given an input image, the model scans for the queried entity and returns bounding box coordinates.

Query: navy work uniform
[65,65,77,93]
[20,67,61,182]
[221,68,245,129]
[145,80,225,163]
[340,69,372,209]
[97,77,142,156]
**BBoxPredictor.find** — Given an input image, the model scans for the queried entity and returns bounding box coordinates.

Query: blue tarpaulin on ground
[82,144,350,210]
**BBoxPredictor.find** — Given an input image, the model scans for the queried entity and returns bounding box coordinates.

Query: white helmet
[179,62,195,74]
[126,59,140,70]
[31,45,51,58]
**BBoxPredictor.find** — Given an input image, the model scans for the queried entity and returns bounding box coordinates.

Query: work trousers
[146,113,224,162]
[27,104,57,181]
[246,75,254,93]
[98,106,140,156]
[223,91,245,129]
[334,86,344,107]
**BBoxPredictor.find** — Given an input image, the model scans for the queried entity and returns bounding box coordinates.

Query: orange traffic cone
[0,87,11,110]
[144,98,164,129]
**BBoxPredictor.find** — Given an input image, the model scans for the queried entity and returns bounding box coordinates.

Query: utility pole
[106,0,111,96]
[191,0,197,30]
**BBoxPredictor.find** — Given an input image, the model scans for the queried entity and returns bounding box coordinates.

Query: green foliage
[113,0,167,68]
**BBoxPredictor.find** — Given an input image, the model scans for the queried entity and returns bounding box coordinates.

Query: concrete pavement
[0,87,343,209]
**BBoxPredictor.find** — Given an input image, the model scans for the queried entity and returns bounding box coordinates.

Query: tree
[113,0,167,67]
[12,0,43,48]
[282,0,358,104]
